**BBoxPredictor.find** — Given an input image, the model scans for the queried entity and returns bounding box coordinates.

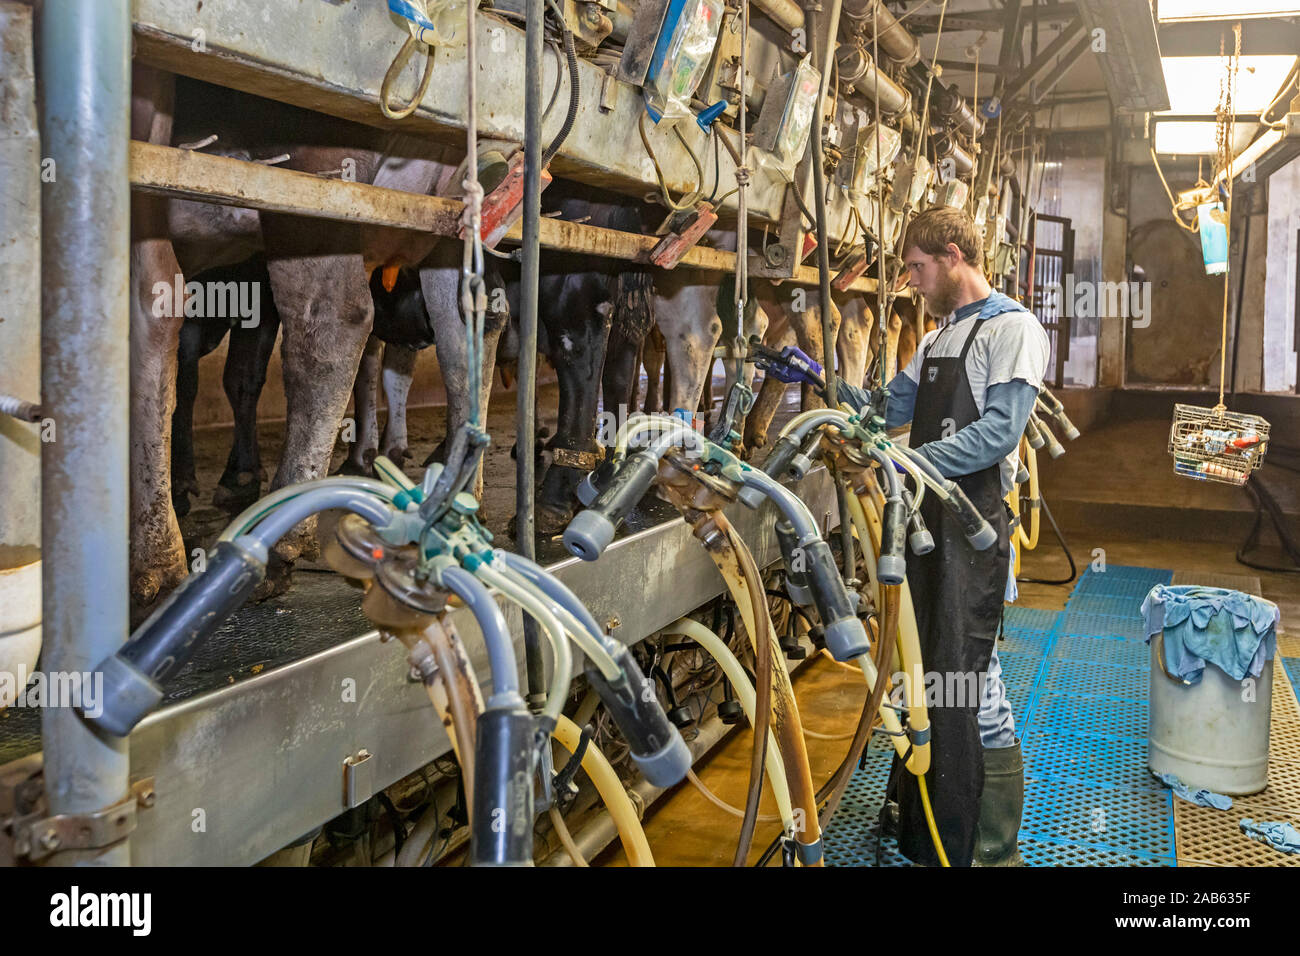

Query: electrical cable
[1236,471,1300,574]
[540,0,581,166]
[548,806,589,866]
[1015,494,1077,586]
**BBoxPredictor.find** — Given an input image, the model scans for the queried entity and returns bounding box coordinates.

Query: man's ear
[945,241,965,265]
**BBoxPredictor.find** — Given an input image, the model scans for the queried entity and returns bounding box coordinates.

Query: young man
[883,206,1049,866]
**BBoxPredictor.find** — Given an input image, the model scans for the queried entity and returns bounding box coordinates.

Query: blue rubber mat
[1030,693,1150,741]
[1053,634,1151,669]
[1284,658,1300,700]
[1021,777,1176,860]
[1072,566,1174,599]
[823,563,1180,866]
[1060,610,1148,642]
[1003,607,1060,632]
[995,652,1046,689]
[1039,659,1150,700]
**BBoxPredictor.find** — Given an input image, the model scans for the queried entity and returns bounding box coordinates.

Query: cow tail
[613,267,655,344]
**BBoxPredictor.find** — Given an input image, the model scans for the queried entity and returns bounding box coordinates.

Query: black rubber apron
[888,317,1010,867]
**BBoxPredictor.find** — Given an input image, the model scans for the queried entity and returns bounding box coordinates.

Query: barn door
[1024,213,1073,388]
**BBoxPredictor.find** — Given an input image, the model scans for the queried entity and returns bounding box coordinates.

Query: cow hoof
[252,556,293,602]
[336,457,373,478]
[172,491,193,518]
[535,503,574,537]
[272,522,320,565]
[384,445,413,466]
[213,472,263,514]
[130,559,188,621]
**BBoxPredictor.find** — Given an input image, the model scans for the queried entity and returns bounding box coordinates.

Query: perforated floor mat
[822,563,1299,867]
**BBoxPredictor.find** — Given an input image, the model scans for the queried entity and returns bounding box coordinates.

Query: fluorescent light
[1158,1,1300,21]
[1176,127,1286,203]
[1159,55,1298,114]
[1153,119,1264,155]
[1154,121,1219,154]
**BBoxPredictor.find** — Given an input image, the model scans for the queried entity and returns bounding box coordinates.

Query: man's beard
[926,265,962,318]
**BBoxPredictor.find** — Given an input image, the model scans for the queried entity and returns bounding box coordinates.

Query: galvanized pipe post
[517,0,546,707]
[806,0,854,577]
[38,0,133,865]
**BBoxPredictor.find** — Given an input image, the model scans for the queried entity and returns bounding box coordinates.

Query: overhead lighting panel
[1160,55,1299,114]
[1153,119,1263,155]
[1153,120,1220,154]
[1158,1,1300,22]
[1075,0,1171,113]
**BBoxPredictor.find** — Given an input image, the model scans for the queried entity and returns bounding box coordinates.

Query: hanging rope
[1212,22,1241,413]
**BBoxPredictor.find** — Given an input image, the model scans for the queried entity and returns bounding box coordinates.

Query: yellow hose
[1021,438,1040,550]
[552,713,655,868]
[708,518,823,864]
[660,618,796,832]
[847,493,947,865]
[917,775,951,867]
[846,491,930,775]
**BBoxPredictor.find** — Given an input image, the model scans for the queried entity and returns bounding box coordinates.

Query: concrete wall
[0,3,41,553]
[1233,198,1269,394]
[1264,154,1300,392]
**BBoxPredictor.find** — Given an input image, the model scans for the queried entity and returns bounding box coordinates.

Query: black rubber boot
[974,741,1024,866]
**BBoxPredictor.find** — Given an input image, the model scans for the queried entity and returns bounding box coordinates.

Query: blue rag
[1141,585,1279,684]
[1239,819,1300,855]
[1153,771,1233,810]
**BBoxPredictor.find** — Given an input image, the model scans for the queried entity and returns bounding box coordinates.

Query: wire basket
[1168,403,1270,486]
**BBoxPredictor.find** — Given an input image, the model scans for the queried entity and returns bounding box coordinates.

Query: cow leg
[535,275,612,534]
[788,298,841,412]
[170,317,222,518]
[834,295,874,393]
[130,66,189,613]
[744,322,797,454]
[261,214,374,567]
[602,324,640,426]
[379,342,418,467]
[601,268,655,423]
[342,335,383,476]
[657,280,722,418]
[215,280,281,512]
[643,326,666,413]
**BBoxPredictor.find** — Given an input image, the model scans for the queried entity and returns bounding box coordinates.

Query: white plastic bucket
[1148,631,1272,795]
[0,547,42,712]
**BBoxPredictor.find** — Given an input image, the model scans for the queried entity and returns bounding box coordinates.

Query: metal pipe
[808,0,853,582]
[842,0,920,67]
[519,0,546,710]
[836,45,910,115]
[937,83,983,138]
[38,0,132,866]
[753,0,804,35]
[936,135,975,177]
